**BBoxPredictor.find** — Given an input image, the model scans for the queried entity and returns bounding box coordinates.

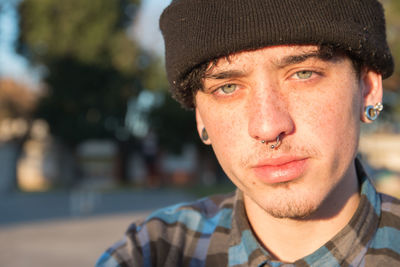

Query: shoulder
[366,193,400,264]
[127,192,235,250]
[380,193,400,226]
[142,191,235,229]
[96,192,235,267]
[96,239,130,267]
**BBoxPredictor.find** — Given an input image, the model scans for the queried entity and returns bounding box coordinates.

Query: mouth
[252,156,308,184]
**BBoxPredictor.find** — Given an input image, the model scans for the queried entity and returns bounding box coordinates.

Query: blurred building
[359,133,400,198]
[0,78,38,192]
[359,134,400,172]
[76,139,118,188]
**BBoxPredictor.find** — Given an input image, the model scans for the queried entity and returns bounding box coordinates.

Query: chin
[265,202,318,220]
[256,186,323,220]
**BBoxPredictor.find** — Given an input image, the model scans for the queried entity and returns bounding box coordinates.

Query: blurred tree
[148,91,220,185]
[149,93,199,155]
[16,0,163,182]
[18,0,140,73]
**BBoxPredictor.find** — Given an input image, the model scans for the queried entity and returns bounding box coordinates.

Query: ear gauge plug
[201,128,209,141]
[364,102,383,121]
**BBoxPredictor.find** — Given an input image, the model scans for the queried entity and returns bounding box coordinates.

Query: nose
[247,85,295,144]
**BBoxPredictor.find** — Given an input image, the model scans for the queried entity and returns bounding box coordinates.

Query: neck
[244,165,360,263]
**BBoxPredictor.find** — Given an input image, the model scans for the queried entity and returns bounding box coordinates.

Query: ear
[195,108,211,145]
[360,69,383,123]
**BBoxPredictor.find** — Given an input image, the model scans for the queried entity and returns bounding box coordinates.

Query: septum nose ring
[261,135,281,149]
[270,135,281,149]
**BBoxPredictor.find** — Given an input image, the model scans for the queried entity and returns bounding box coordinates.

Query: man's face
[195,45,381,219]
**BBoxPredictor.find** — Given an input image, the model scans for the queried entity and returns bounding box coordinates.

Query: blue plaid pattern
[96,160,400,266]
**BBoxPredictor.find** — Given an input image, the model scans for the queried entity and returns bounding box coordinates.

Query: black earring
[201,128,208,141]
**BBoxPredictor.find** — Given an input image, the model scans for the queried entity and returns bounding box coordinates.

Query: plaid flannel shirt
[96,160,400,266]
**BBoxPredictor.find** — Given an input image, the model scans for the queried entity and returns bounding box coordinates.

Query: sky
[132,0,171,56]
[0,0,33,83]
[0,0,171,85]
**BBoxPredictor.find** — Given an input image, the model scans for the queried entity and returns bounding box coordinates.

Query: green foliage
[149,93,199,154]
[36,57,134,145]
[16,0,168,145]
[18,0,140,74]
[139,57,169,91]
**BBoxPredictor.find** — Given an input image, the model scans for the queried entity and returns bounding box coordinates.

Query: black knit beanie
[160,0,394,109]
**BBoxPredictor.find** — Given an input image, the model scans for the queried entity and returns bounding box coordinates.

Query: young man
[97,0,400,266]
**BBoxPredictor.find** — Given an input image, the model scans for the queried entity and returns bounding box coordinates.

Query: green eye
[220,84,238,94]
[296,71,313,79]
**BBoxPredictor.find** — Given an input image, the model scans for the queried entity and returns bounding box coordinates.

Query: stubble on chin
[263,196,318,219]
[240,143,323,219]
[249,179,318,219]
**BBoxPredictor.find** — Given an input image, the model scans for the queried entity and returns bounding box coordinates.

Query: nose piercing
[270,135,281,149]
[261,135,281,149]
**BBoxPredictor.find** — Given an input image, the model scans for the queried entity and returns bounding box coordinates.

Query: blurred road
[0,189,196,225]
[0,189,195,267]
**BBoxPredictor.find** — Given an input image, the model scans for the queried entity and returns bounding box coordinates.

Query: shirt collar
[228,189,272,266]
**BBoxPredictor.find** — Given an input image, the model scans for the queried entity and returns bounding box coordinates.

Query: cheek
[198,102,247,165]
[294,80,362,160]
[210,111,244,149]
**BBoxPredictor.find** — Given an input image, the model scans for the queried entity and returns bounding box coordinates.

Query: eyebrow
[204,70,246,80]
[204,50,334,80]
[274,51,330,68]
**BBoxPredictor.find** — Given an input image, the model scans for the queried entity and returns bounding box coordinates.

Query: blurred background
[0,0,400,266]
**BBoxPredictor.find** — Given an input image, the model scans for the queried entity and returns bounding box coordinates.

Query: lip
[252,156,308,184]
